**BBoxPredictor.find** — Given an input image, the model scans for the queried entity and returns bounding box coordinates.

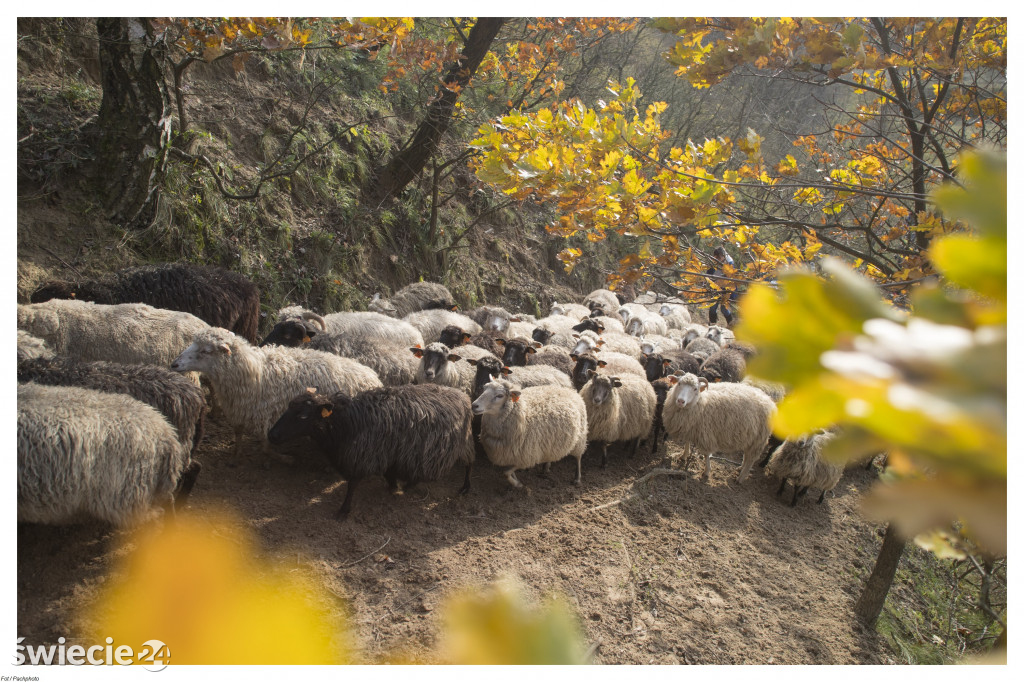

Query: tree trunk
[364,18,504,205]
[95,18,172,229]
[854,523,907,625]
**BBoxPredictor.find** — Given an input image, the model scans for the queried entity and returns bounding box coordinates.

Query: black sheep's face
[643,354,666,382]
[438,326,467,348]
[415,345,456,381]
[470,358,507,399]
[571,355,605,390]
[268,389,334,444]
[261,320,317,347]
[501,341,532,367]
[588,373,621,406]
[531,328,553,344]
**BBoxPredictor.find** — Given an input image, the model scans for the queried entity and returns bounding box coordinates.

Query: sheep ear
[501,366,511,375]
[449,304,459,311]
[572,333,580,339]
[511,316,521,322]
[448,354,462,362]
[698,377,709,391]
[302,335,312,344]
[598,360,607,368]
[596,340,605,347]
[526,346,536,354]
[667,375,679,385]
[219,343,232,355]
[320,407,333,418]
[509,390,521,402]
[305,387,317,394]
[462,333,472,343]
[612,378,622,388]
[596,324,605,333]
[410,347,424,358]
[586,369,596,378]
[466,358,478,366]
[494,339,505,347]
[569,353,579,361]
[663,359,672,367]
[532,342,541,349]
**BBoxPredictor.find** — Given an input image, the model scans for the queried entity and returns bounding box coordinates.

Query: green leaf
[929,235,1006,305]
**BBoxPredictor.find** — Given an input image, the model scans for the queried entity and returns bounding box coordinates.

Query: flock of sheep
[16,262,850,526]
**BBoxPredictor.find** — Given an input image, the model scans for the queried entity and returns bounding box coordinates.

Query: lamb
[268,385,475,518]
[17,330,54,362]
[579,372,657,466]
[410,342,479,394]
[641,349,701,382]
[18,382,195,526]
[30,263,262,343]
[570,351,645,390]
[368,281,456,318]
[705,324,735,347]
[472,378,589,487]
[698,346,748,383]
[18,357,206,456]
[662,372,776,482]
[584,288,620,313]
[766,431,843,506]
[549,301,590,320]
[171,327,382,460]
[18,299,209,368]
[403,309,482,344]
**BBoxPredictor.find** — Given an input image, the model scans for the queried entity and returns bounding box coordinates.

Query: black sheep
[268,385,475,519]
[438,324,505,356]
[698,347,747,384]
[17,357,206,495]
[31,263,261,343]
[499,337,573,376]
[642,350,701,382]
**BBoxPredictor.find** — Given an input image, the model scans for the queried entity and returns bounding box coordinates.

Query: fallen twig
[340,536,391,568]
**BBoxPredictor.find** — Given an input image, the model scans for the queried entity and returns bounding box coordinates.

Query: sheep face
[668,372,707,408]
[368,293,399,317]
[171,337,233,372]
[640,339,658,355]
[589,307,605,318]
[267,389,334,445]
[616,307,631,324]
[471,380,519,415]
[572,319,604,334]
[642,354,672,382]
[30,281,82,303]
[570,353,607,390]
[532,327,554,345]
[438,325,471,348]
[467,357,508,399]
[260,319,318,347]
[659,304,673,317]
[706,326,725,346]
[682,328,702,346]
[500,338,536,367]
[485,313,511,333]
[411,342,459,381]
[587,373,621,405]
[570,333,601,356]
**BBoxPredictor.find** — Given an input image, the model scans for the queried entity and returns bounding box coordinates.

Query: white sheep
[403,309,482,344]
[18,382,192,526]
[659,303,692,329]
[766,430,842,506]
[17,299,209,367]
[502,364,573,390]
[625,312,669,338]
[579,372,657,466]
[472,378,589,487]
[705,324,735,347]
[550,301,590,320]
[583,288,620,313]
[571,329,642,360]
[662,372,776,482]
[17,330,54,362]
[171,327,382,461]
[367,281,456,318]
[615,302,649,326]
[268,307,424,348]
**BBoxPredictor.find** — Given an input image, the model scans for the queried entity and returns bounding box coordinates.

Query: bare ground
[17,417,895,664]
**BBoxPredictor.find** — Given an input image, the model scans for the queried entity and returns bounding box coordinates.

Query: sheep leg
[459,464,472,495]
[504,468,523,488]
[758,434,783,468]
[174,461,203,501]
[572,455,582,486]
[790,485,809,507]
[817,490,827,504]
[736,449,757,483]
[702,451,712,479]
[262,439,295,466]
[628,437,639,459]
[601,442,609,468]
[776,479,788,496]
[651,425,660,455]
[385,472,401,494]
[542,462,552,474]
[335,479,360,520]
[232,427,248,457]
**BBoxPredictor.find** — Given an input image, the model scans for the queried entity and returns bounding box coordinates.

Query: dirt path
[17,418,893,664]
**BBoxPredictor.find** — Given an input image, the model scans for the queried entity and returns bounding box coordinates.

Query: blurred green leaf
[931,151,1006,239]
[929,235,1006,307]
